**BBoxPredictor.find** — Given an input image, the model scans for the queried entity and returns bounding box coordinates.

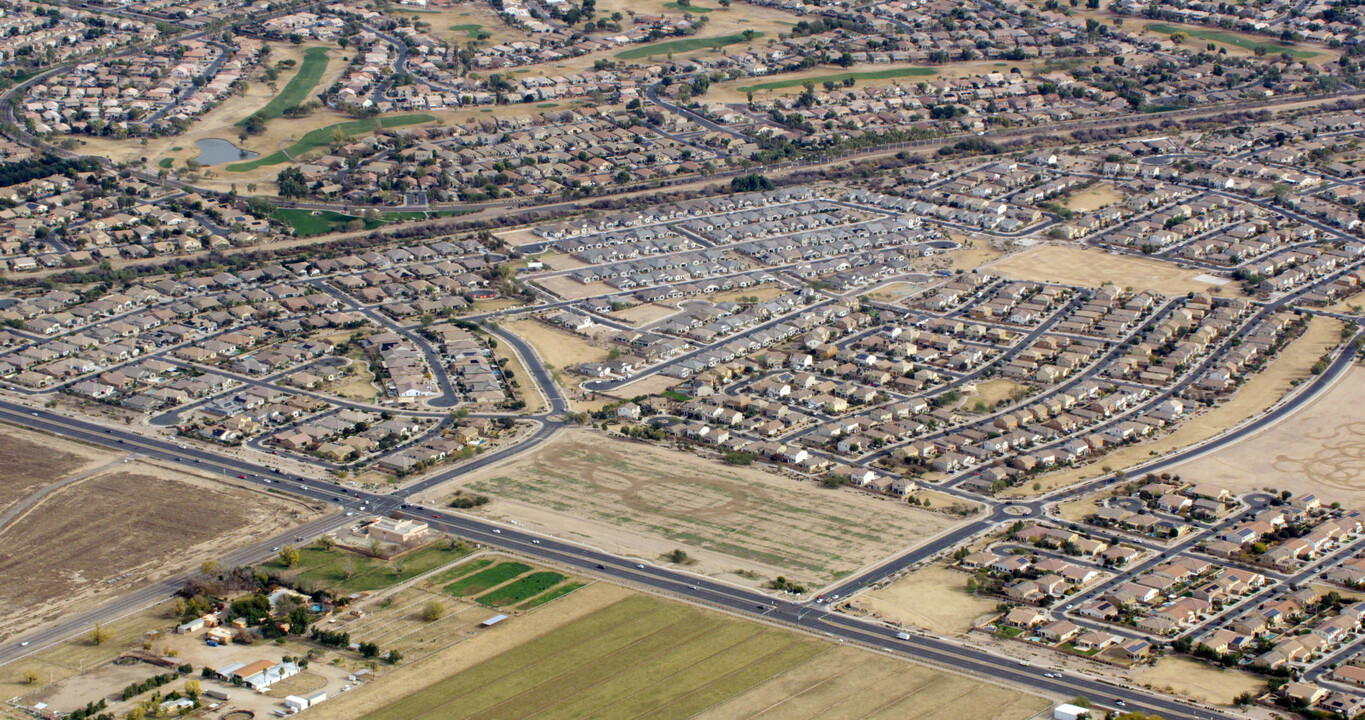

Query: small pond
[193,138,258,165]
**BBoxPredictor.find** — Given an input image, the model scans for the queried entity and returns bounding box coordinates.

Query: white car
[492,529,501,534]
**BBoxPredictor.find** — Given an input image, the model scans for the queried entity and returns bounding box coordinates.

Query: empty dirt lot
[1172,363,1365,507]
[0,423,115,516]
[989,244,1238,296]
[0,462,317,642]
[852,563,1000,635]
[425,430,963,586]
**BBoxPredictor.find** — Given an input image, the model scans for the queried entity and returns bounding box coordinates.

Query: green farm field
[357,594,1050,720]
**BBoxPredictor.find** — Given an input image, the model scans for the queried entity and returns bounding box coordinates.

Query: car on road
[1114,700,1126,707]
[896,632,912,640]
[1018,660,1029,667]
[19,641,28,647]
[531,539,540,544]
[635,564,645,569]
[596,564,606,570]
[238,474,246,479]
[492,529,501,534]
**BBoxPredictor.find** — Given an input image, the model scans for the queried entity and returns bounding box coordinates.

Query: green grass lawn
[227,114,435,172]
[239,47,330,127]
[448,23,491,39]
[445,562,531,596]
[272,207,472,237]
[273,209,384,237]
[263,542,471,594]
[157,158,173,169]
[477,571,566,607]
[359,595,823,720]
[739,66,936,92]
[616,32,762,59]
[1144,23,1320,58]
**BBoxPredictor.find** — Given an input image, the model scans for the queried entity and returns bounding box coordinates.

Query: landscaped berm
[356,594,1048,720]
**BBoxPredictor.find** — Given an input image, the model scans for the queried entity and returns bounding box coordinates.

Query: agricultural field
[263,540,472,594]
[436,556,584,609]
[0,462,317,642]
[353,594,1048,720]
[990,244,1239,296]
[441,429,962,585]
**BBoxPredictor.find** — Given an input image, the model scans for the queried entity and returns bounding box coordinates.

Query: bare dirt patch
[851,563,999,635]
[609,302,680,326]
[1135,657,1263,706]
[1172,361,1365,507]
[502,319,610,370]
[948,234,1004,272]
[597,372,682,400]
[989,244,1241,296]
[0,462,317,642]
[424,429,962,585]
[1061,183,1124,212]
[968,379,1028,411]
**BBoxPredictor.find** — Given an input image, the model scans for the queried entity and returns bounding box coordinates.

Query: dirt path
[0,454,130,536]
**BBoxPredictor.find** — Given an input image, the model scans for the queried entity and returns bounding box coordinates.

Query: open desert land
[78,42,353,192]
[1007,315,1344,497]
[0,461,320,642]
[343,592,1047,720]
[1135,657,1264,706]
[850,563,1000,635]
[1170,361,1365,507]
[1060,183,1124,212]
[0,423,117,517]
[989,243,1240,296]
[422,429,963,586]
